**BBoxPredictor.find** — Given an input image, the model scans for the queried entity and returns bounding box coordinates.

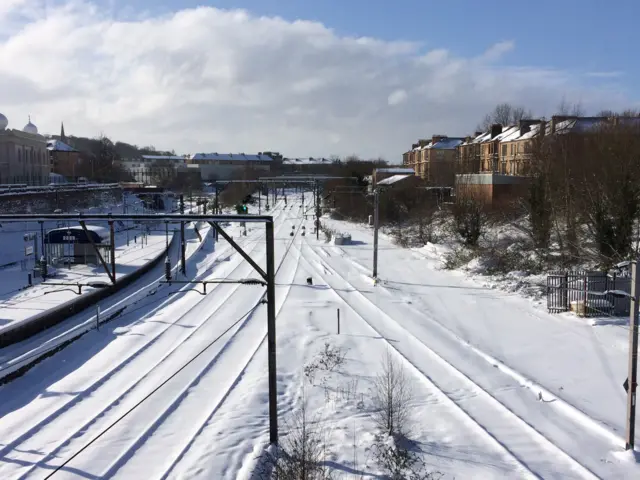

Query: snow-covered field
[0,195,638,479]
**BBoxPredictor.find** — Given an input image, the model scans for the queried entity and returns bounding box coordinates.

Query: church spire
[60,122,66,142]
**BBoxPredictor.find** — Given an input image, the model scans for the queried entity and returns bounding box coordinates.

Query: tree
[597,109,640,118]
[149,158,176,186]
[478,103,533,130]
[556,97,585,116]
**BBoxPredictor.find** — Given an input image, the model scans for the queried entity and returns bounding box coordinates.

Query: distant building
[372,167,415,187]
[402,135,464,186]
[186,153,272,180]
[48,123,81,180]
[0,113,50,185]
[119,155,186,184]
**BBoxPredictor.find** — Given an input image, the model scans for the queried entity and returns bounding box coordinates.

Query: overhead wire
[43,200,304,477]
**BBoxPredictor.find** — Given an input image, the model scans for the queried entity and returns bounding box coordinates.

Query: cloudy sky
[0,0,638,162]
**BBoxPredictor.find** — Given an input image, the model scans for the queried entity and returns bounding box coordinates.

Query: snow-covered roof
[498,122,544,143]
[376,168,415,174]
[141,155,184,161]
[431,138,465,150]
[47,139,76,152]
[377,174,413,186]
[283,157,332,165]
[190,153,272,161]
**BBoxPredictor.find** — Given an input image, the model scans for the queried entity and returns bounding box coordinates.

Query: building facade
[0,113,50,185]
[118,155,186,184]
[48,139,81,179]
[187,153,272,180]
[402,136,463,186]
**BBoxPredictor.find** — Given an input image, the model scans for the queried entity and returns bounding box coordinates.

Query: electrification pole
[266,221,278,444]
[180,195,186,275]
[315,181,320,240]
[626,260,640,450]
[373,187,379,280]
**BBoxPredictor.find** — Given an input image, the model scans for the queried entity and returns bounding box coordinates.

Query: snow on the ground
[0,195,638,479]
[0,229,169,332]
[0,222,211,381]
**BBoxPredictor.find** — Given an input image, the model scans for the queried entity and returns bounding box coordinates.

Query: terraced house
[402,135,464,186]
[404,115,640,204]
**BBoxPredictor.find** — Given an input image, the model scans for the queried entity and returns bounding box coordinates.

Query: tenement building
[0,112,50,185]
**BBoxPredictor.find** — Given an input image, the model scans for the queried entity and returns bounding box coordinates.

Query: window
[501,144,507,156]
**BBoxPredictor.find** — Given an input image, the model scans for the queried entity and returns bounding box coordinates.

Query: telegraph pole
[315,180,320,240]
[626,259,640,450]
[266,221,278,444]
[214,185,220,241]
[180,195,186,276]
[373,187,379,280]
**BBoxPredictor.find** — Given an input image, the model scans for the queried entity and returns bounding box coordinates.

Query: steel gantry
[0,212,281,444]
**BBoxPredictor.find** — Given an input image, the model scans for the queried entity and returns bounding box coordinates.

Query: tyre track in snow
[298,241,599,480]
[66,205,304,480]
[0,204,293,479]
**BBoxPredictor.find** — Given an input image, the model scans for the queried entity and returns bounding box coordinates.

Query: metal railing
[547,270,631,317]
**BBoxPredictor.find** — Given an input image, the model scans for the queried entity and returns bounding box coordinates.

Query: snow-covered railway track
[38,207,304,480]
[0,204,290,381]
[0,204,296,479]
[298,241,599,480]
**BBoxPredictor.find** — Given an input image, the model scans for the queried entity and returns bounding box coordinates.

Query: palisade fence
[547,271,631,317]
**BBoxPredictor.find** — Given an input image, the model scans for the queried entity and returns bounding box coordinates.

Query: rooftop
[141,155,185,161]
[377,174,413,186]
[190,153,272,161]
[47,139,77,152]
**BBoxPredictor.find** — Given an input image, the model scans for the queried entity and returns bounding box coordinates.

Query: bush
[451,195,487,247]
[264,398,333,480]
[370,434,443,480]
[304,342,347,384]
[442,247,476,270]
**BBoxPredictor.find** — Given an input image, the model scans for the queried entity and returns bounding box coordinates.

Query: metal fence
[547,271,631,317]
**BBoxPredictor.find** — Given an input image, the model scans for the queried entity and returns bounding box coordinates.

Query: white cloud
[388,89,408,106]
[0,1,634,161]
[478,40,515,62]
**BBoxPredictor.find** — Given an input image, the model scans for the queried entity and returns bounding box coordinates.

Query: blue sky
[3,0,638,158]
[108,0,639,95]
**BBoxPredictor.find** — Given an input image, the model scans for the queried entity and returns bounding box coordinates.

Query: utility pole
[123,195,129,246]
[315,180,320,240]
[626,259,640,450]
[373,187,379,280]
[180,195,186,276]
[214,185,219,242]
[266,221,278,444]
[109,220,116,281]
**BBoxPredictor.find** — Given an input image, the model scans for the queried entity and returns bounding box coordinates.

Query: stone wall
[0,186,123,214]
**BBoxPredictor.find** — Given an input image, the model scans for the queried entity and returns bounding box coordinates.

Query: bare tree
[557,97,585,116]
[597,109,640,118]
[264,392,332,480]
[478,103,534,130]
[371,349,413,437]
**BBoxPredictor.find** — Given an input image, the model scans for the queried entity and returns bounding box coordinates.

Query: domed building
[23,116,39,135]
[0,113,50,186]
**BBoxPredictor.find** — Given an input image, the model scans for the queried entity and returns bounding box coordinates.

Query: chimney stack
[490,124,502,139]
[538,120,546,138]
[474,131,483,137]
